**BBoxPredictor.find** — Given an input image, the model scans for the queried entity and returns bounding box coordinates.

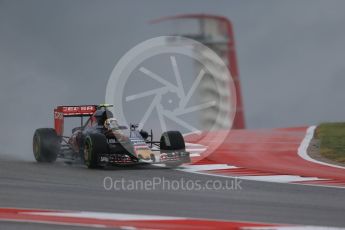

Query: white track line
[185,143,207,147]
[180,164,238,172]
[177,164,343,188]
[180,168,325,184]
[23,211,186,221]
[239,175,321,183]
[179,164,321,183]
[179,168,345,189]
[186,148,207,152]
[297,126,345,170]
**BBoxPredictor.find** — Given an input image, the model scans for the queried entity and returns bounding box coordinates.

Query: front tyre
[160,131,185,151]
[33,128,60,163]
[83,133,108,169]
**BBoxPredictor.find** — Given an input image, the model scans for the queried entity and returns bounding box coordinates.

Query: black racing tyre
[83,133,108,169]
[33,128,60,163]
[160,131,185,152]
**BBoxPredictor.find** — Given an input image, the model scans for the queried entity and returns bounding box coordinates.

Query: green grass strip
[315,122,345,163]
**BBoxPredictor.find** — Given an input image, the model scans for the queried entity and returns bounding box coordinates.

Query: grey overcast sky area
[1,0,345,160]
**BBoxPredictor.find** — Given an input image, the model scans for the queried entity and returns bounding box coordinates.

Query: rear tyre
[33,128,60,163]
[83,133,108,169]
[160,131,186,168]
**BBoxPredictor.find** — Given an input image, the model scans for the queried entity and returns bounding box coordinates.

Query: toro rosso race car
[33,104,191,168]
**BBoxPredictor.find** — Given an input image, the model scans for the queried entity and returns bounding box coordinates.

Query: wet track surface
[0,222,92,230]
[0,158,345,229]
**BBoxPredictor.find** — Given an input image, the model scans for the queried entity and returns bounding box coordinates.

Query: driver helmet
[104,118,120,130]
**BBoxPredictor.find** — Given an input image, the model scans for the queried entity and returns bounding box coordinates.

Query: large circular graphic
[105,36,237,162]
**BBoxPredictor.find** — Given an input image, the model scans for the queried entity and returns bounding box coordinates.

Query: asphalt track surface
[0,158,345,229]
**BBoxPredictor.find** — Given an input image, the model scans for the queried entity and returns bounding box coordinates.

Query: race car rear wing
[54,105,97,136]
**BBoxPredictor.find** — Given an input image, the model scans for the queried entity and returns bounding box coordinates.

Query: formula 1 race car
[32,104,191,168]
